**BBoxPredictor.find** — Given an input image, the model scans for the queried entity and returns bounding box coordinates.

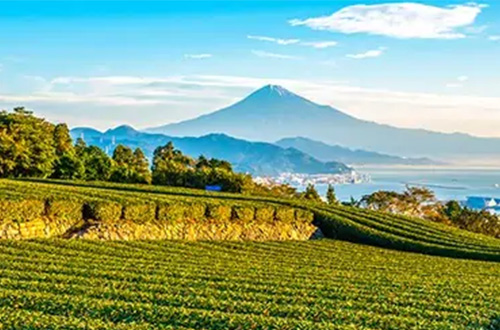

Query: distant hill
[70,126,351,176]
[147,85,500,159]
[276,137,438,165]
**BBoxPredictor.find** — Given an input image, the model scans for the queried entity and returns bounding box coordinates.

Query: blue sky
[0,1,499,136]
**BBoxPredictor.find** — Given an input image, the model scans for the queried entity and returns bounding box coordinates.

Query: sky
[0,0,499,137]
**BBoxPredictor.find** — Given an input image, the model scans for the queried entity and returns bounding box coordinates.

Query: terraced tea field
[1,179,500,260]
[0,239,498,329]
[1,179,499,328]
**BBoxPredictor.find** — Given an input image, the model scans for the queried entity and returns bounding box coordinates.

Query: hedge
[122,203,156,223]
[83,200,122,222]
[255,206,275,222]
[157,202,187,222]
[0,199,45,223]
[232,206,255,222]
[184,202,207,221]
[206,204,232,222]
[295,209,314,223]
[45,199,84,222]
[275,207,296,223]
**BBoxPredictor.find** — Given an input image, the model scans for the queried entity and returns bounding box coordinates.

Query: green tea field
[0,179,499,329]
[0,239,499,329]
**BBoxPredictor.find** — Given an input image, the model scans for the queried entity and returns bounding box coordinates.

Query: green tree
[53,124,74,156]
[443,200,463,220]
[301,184,323,203]
[110,144,135,183]
[51,123,85,179]
[131,148,151,184]
[52,154,85,179]
[82,146,112,181]
[326,184,338,205]
[0,107,57,178]
[152,142,192,186]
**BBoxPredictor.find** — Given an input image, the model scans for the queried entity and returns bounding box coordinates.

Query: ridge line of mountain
[146,84,500,158]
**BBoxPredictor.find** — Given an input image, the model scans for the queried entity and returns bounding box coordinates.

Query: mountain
[276,137,437,166]
[147,85,500,159]
[70,126,351,176]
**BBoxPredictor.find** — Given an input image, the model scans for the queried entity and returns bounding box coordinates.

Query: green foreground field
[1,179,500,329]
[0,239,498,329]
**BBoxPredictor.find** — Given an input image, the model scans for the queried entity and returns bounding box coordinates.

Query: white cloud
[457,75,469,82]
[489,35,500,41]
[347,48,385,59]
[289,3,485,39]
[301,41,338,49]
[251,50,300,60]
[247,35,300,45]
[184,54,212,59]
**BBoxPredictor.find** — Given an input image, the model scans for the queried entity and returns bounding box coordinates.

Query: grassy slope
[2,178,500,261]
[0,239,498,329]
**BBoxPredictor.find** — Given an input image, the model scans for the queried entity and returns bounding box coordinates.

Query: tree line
[359,187,500,238]
[0,107,337,202]
[0,108,254,192]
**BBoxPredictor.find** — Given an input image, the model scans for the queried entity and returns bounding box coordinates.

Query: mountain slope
[70,126,351,176]
[148,85,500,158]
[276,137,437,165]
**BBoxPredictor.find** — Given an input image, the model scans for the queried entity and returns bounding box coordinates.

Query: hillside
[2,179,499,261]
[71,127,351,176]
[276,137,437,165]
[148,85,500,159]
[1,179,499,328]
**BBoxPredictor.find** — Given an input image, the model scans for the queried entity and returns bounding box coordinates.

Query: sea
[311,167,500,203]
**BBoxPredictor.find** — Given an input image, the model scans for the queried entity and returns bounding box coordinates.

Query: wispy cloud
[446,75,469,88]
[248,35,337,49]
[300,41,338,49]
[251,50,300,60]
[289,3,485,39]
[489,35,500,41]
[247,35,300,45]
[184,53,213,59]
[347,48,385,59]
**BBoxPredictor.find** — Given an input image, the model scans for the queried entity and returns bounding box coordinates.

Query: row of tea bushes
[85,199,313,224]
[0,195,314,228]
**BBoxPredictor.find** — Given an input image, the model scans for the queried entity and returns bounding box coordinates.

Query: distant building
[465,196,500,215]
[205,185,222,192]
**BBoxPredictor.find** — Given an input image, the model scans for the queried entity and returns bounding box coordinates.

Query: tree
[51,153,85,179]
[152,142,192,186]
[0,107,57,178]
[110,145,134,183]
[81,146,112,181]
[195,155,210,170]
[51,123,85,179]
[443,200,462,220]
[53,124,74,156]
[131,148,151,184]
[361,191,400,212]
[326,184,338,205]
[402,186,436,216]
[301,184,322,203]
[112,144,134,166]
